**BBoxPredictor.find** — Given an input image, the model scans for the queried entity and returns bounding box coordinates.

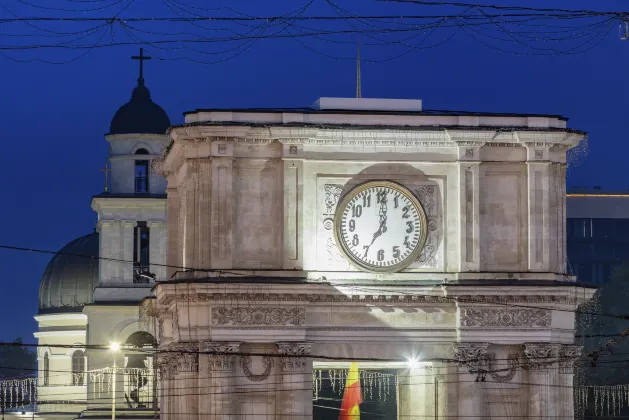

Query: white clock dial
[334,181,428,273]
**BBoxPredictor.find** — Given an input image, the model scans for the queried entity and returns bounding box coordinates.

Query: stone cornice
[152,282,592,308]
[156,126,585,175]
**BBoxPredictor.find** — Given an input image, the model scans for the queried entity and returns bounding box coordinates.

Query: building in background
[24,51,170,420]
[566,188,629,284]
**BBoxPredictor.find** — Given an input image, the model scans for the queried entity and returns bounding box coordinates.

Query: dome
[38,233,99,313]
[109,77,171,135]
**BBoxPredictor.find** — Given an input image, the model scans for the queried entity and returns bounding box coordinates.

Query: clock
[334,180,428,273]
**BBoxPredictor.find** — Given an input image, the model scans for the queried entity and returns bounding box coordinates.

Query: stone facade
[149,99,595,419]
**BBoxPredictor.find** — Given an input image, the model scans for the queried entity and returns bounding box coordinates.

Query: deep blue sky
[0,0,626,342]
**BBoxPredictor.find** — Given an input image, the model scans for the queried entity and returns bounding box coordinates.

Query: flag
[339,362,362,420]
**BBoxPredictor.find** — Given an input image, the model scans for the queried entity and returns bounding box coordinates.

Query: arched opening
[43,353,49,386]
[134,149,150,193]
[71,350,85,386]
[123,332,157,409]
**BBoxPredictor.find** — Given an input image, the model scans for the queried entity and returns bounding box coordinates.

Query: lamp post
[110,343,120,420]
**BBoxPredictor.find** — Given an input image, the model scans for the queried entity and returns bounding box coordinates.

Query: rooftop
[180,97,574,131]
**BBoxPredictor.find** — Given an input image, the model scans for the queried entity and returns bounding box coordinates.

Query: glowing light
[407,357,419,369]
[109,342,120,351]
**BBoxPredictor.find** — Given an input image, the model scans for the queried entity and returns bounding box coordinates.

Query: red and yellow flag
[339,362,362,420]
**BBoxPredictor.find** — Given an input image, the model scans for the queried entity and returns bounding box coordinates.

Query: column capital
[97,219,118,229]
[453,342,490,379]
[524,142,551,161]
[277,342,312,372]
[147,220,166,228]
[523,342,563,370]
[201,341,241,372]
[162,343,199,374]
[121,220,137,228]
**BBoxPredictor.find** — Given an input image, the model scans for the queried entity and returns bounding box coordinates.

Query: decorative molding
[487,353,519,383]
[413,184,440,269]
[211,307,306,326]
[323,184,343,215]
[460,308,551,328]
[241,356,274,382]
[277,342,312,372]
[201,341,241,372]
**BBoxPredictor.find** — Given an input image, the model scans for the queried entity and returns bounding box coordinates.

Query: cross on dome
[131,48,152,84]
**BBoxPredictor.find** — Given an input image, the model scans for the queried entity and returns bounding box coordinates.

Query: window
[134,149,150,193]
[134,222,152,283]
[72,351,85,386]
[43,352,49,386]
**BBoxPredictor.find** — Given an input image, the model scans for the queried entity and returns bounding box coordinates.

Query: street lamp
[110,343,120,420]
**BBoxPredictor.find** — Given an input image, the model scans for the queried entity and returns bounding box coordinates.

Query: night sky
[0,0,626,342]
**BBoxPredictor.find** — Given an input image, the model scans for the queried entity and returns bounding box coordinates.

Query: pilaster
[283,157,303,269]
[458,161,481,272]
[453,342,489,419]
[524,343,562,419]
[525,143,551,272]
[166,187,179,279]
[98,220,119,284]
[121,220,136,281]
[210,156,234,269]
[276,342,312,419]
[147,221,167,280]
[201,341,240,419]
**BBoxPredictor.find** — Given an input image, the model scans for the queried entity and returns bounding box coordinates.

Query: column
[202,341,241,419]
[157,353,176,420]
[172,350,199,420]
[398,364,435,418]
[524,343,562,419]
[453,342,489,419]
[276,342,312,419]
[558,345,581,420]
[148,221,167,281]
[98,220,118,284]
[434,361,457,418]
[121,220,136,281]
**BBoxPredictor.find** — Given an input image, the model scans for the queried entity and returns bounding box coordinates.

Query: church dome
[38,232,99,314]
[109,77,171,135]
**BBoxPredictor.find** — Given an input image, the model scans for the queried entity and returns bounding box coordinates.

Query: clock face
[334,181,428,273]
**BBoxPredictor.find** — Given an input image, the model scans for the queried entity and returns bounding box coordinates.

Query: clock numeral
[362,194,371,208]
[402,206,410,219]
[377,190,387,204]
[349,219,355,232]
[394,195,399,208]
[377,249,385,261]
[352,234,359,246]
[406,221,414,233]
[352,204,363,218]
[404,236,410,248]
[392,246,400,259]
[363,246,369,258]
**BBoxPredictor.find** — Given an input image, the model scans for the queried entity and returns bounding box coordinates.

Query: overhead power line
[0,0,625,64]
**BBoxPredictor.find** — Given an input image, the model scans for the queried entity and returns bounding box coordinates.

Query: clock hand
[363,219,386,258]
